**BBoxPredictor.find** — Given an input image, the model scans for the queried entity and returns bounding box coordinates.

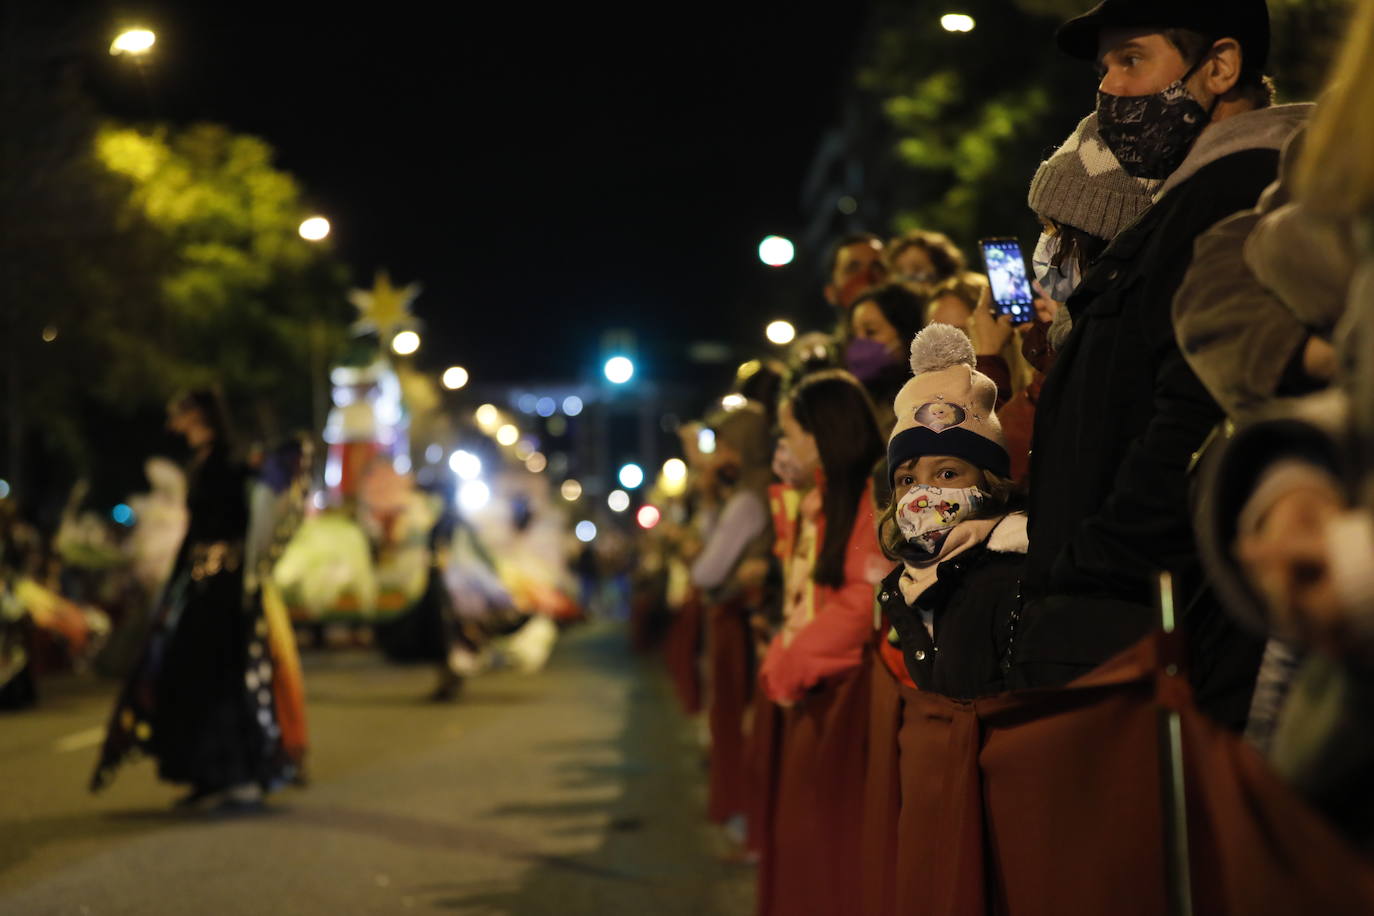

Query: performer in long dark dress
[91,391,288,808]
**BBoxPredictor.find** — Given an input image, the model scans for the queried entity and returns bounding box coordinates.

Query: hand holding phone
[978,237,1035,323]
[970,285,1015,356]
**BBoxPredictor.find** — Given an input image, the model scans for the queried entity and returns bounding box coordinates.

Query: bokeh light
[442,366,469,390]
[940,13,975,32]
[562,395,584,416]
[618,463,645,489]
[458,480,491,512]
[449,450,482,480]
[758,235,795,267]
[475,404,500,431]
[766,320,796,345]
[608,490,630,513]
[603,356,635,384]
[110,28,155,55]
[662,458,687,482]
[561,479,583,501]
[298,216,331,241]
[496,424,519,446]
[575,520,597,543]
[637,505,661,530]
[391,330,421,355]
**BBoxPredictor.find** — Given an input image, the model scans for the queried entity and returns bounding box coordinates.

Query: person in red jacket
[757,370,890,916]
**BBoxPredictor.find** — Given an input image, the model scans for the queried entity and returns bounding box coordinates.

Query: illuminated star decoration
[347,270,421,341]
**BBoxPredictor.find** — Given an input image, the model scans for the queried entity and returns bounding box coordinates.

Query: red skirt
[663,596,703,716]
[706,598,753,822]
[759,649,872,916]
[745,678,781,857]
[859,656,904,916]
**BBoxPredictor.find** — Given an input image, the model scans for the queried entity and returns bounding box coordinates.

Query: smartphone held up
[978,237,1034,323]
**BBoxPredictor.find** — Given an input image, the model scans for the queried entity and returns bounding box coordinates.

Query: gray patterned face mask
[1096,77,1212,180]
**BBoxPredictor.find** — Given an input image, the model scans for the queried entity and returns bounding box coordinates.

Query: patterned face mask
[894,484,986,554]
[1096,76,1212,180]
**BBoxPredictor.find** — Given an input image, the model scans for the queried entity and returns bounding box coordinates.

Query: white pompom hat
[887,323,1009,482]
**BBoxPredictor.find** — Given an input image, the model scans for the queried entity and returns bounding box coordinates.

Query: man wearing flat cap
[1011,0,1313,729]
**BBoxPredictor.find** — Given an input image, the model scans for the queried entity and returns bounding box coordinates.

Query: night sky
[89,1,873,390]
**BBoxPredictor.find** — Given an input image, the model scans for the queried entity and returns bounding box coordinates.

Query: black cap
[1057,0,1270,71]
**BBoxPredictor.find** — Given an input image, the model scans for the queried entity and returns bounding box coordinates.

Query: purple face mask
[845,337,897,382]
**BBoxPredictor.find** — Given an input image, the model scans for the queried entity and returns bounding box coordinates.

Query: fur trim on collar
[986,512,1029,554]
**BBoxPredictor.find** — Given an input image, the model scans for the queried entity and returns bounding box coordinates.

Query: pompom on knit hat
[888,324,1009,482]
[1027,113,1160,240]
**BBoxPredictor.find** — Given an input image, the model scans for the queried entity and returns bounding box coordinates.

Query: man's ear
[1202,37,1243,97]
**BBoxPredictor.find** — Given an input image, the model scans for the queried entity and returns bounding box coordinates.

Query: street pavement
[0,621,755,915]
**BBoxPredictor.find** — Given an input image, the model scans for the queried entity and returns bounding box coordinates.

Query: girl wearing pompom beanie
[875,322,1028,699]
[858,324,1029,914]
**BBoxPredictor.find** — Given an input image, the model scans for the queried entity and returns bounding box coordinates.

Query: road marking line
[54,726,106,753]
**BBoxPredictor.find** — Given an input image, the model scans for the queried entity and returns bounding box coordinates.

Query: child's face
[893,455,982,498]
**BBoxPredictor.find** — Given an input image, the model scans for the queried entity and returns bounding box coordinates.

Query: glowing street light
[298,216,331,241]
[766,320,796,345]
[618,463,645,490]
[391,330,420,355]
[758,235,795,267]
[442,366,470,390]
[110,28,156,56]
[449,449,482,480]
[941,13,975,32]
[475,404,500,431]
[496,424,519,447]
[458,480,491,512]
[603,356,635,385]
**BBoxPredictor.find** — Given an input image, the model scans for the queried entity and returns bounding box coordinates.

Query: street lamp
[603,356,635,384]
[449,450,482,480]
[442,366,469,390]
[475,404,500,431]
[766,320,796,345]
[299,216,331,241]
[940,13,975,32]
[618,463,645,490]
[391,330,420,355]
[110,28,156,56]
[758,235,795,267]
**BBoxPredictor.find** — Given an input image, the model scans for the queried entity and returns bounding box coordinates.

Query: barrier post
[1157,571,1193,916]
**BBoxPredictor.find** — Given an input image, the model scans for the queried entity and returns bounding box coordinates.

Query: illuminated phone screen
[979,238,1033,320]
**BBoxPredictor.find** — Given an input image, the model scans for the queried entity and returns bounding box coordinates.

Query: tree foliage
[1,102,350,508]
[858,0,1351,248]
[858,0,1086,246]
[91,122,351,424]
